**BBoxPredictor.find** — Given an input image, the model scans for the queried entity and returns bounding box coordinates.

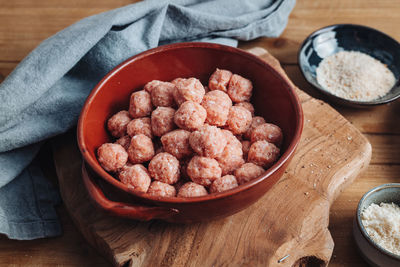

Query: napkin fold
[0,0,295,240]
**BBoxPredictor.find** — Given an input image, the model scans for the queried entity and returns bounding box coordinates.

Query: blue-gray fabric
[0,0,295,240]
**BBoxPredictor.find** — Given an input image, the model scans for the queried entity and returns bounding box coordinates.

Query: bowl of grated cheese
[353,183,400,267]
[298,24,400,108]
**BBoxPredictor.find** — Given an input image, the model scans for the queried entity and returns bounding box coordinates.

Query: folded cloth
[0,0,295,240]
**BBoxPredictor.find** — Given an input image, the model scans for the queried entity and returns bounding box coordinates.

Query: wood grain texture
[52,49,371,267]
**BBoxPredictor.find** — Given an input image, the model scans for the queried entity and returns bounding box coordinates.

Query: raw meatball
[126,117,152,138]
[151,107,176,137]
[148,152,180,184]
[251,123,283,147]
[235,102,255,116]
[187,156,222,186]
[144,80,163,94]
[151,81,176,107]
[208,69,232,92]
[243,116,266,140]
[127,134,155,163]
[204,86,210,94]
[115,135,131,151]
[241,140,251,160]
[189,125,227,158]
[177,182,208,198]
[129,90,152,118]
[227,74,253,102]
[234,163,264,185]
[97,143,128,172]
[161,129,192,159]
[173,78,205,105]
[216,138,244,175]
[248,141,280,168]
[210,175,238,193]
[226,106,252,135]
[107,110,131,138]
[118,164,151,193]
[221,129,241,146]
[147,181,176,197]
[201,90,232,126]
[174,101,207,131]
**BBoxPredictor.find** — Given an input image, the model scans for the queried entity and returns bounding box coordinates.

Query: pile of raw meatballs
[97,69,283,198]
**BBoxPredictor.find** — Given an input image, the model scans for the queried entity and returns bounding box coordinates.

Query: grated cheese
[316,51,396,101]
[361,202,400,256]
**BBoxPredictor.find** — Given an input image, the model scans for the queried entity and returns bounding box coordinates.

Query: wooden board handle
[82,163,179,221]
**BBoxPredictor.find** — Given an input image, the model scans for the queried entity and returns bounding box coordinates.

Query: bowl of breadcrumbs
[298,24,400,108]
[353,183,400,267]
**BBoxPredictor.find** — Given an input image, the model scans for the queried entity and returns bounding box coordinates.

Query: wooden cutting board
[52,48,371,267]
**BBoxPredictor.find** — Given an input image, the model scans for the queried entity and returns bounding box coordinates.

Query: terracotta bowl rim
[77,42,304,204]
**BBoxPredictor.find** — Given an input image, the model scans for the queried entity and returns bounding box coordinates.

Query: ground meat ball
[144,80,163,94]
[234,163,264,185]
[216,130,244,175]
[115,135,131,151]
[177,182,208,198]
[243,116,266,140]
[129,90,152,118]
[151,107,176,137]
[210,175,238,193]
[208,68,233,92]
[248,140,280,168]
[189,125,227,158]
[187,156,222,186]
[107,110,131,138]
[235,102,255,117]
[204,86,210,94]
[97,143,128,172]
[128,134,155,163]
[118,164,151,193]
[251,123,283,147]
[241,140,251,160]
[147,181,176,197]
[148,152,180,184]
[161,129,192,159]
[226,106,252,135]
[173,78,205,105]
[151,81,176,107]
[126,117,152,138]
[201,90,232,126]
[216,141,244,175]
[221,130,241,146]
[227,74,253,102]
[174,101,207,131]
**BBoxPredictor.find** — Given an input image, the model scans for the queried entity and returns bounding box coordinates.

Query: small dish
[298,24,400,108]
[353,183,400,267]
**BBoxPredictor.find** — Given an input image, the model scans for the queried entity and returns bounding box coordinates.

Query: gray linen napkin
[0,0,295,240]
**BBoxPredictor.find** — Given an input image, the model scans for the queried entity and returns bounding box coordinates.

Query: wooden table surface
[0,1,399,266]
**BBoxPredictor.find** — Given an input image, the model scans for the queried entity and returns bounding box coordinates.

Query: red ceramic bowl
[77,42,303,223]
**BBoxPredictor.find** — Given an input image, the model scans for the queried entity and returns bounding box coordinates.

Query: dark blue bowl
[298,24,400,108]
